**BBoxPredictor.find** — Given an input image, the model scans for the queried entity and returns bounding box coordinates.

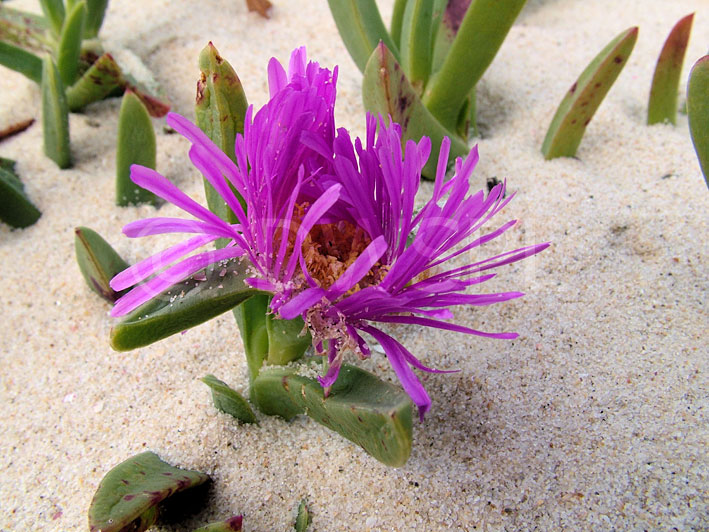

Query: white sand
[1,0,707,530]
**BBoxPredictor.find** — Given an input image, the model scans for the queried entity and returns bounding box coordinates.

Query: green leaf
[193,516,244,532]
[201,374,257,424]
[88,451,210,532]
[115,90,158,206]
[390,0,408,47]
[57,0,87,87]
[648,13,694,125]
[294,499,311,532]
[195,42,248,223]
[111,259,260,351]
[265,313,311,366]
[541,26,638,160]
[400,0,434,91]
[84,0,109,38]
[39,0,65,37]
[0,165,41,228]
[252,363,414,467]
[66,52,125,111]
[0,5,52,54]
[687,55,709,187]
[0,41,42,84]
[327,0,400,72]
[423,0,526,131]
[41,55,72,169]
[75,226,130,303]
[233,294,270,387]
[362,42,468,179]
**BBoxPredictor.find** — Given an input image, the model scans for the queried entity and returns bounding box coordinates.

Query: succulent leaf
[195,42,248,222]
[233,294,271,386]
[0,41,42,84]
[0,5,52,54]
[252,363,414,467]
[400,0,434,90]
[84,0,109,38]
[116,90,159,206]
[0,162,41,228]
[390,0,408,47]
[423,0,526,131]
[430,0,465,73]
[326,0,400,72]
[39,0,65,37]
[41,55,72,169]
[75,226,130,302]
[111,259,259,351]
[66,52,125,111]
[294,499,311,532]
[687,55,709,187]
[201,374,257,424]
[56,0,87,87]
[648,13,694,125]
[362,42,468,179]
[541,26,638,160]
[265,313,312,366]
[193,516,244,532]
[88,451,210,532]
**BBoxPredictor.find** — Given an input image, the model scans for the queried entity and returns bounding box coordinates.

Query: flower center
[303,220,385,293]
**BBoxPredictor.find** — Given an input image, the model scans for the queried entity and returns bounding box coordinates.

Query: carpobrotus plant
[108,47,548,466]
[0,0,169,167]
[328,0,526,177]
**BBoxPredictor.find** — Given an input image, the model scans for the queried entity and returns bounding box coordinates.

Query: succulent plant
[202,374,257,424]
[193,516,244,531]
[541,27,637,160]
[88,451,210,532]
[687,55,709,187]
[75,226,129,302]
[0,158,41,228]
[648,13,694,126]
[0,1,169,168]
[294,499,311,532]
[329,0,526,178]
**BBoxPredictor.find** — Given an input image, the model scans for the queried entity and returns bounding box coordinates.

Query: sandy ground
[0,0,707,530]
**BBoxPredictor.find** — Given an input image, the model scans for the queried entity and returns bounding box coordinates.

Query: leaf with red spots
[648,13,694,125]
[542,26,638,160]
[88,452,210,532]
[193,515,244,531]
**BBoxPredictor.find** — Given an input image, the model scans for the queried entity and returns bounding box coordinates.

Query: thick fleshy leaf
[201,374,257,424]
[56,1,86,87]
[39,0,65,36]
[233,294,270,385]
[541,26,638,160]
[252,363,413,467]
[430,0,466,74]
[111,259,259,351]
[648,13,693,125]
[193,516,244,532]
[400,0,434,90]
[66,52,124,111]
[0,162,41,228]
[294,499,311,532]
[195,42,248,222]
[0,41,42,84]
[116,91,158,206]
[362,42,468,179]
[0,5,52,54]
[41,56,72,169]
[88,452,210,532]
[687,55,709,187]
[327,0,400,72]
[422,0,526,131]
[75,226,130,302]
[390,0,408,46]
[265,313,313,366]
[84,0,109,38]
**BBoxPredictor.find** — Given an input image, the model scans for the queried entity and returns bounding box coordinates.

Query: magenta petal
[278,287,325,320]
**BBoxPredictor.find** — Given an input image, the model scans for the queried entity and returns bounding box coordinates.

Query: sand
[0,0,707,530]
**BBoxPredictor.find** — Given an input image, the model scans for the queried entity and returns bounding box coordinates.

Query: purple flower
[110,47,341,315]
[278,114,549,419]
[111,48,549,420]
